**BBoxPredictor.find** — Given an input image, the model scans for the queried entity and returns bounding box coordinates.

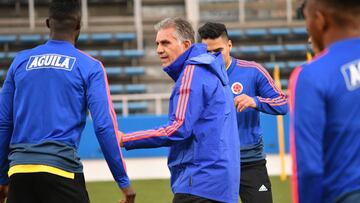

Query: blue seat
[0,52,6,60]
[284,44,307,52]
[0,69,6,78]
[229,46,238,54]
[245,28,268,37]
[106,67,123,75]
[109,84,124,94]
[262,45,284,53]
[113,102,123,111]
[128,102,148,111]
[280,79,289,88]
[19,34,42,43]
[292,27,307,36]
[227,30,243,38]
[125,84,146,94]
[124,66,145,76]
[268,28,290,36]
[7,52,17,59]
[123,49,144,58]
[77,34,89,43]
[264,62,286,70]
[91,33,113,42]
[83,50,99,57]
[100,50,122,58]
[0,35,16,43]
[114,32,136,41]
[113,101,148,112]
[238,46,261,54]
[287,61,305,69]
[43,34,49,41]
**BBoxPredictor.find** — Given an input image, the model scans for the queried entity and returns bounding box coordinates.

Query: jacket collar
[163,43,207,81]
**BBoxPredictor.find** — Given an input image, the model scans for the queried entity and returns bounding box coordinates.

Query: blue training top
[0,40,130,188]
[122,44,241,203]
[227,57,288,163]
[290,37,360,203]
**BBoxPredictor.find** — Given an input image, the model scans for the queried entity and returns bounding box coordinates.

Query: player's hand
[118,131,125,147]
[0,185,8,203]
[234,94,256,112]
[119,185,136,203]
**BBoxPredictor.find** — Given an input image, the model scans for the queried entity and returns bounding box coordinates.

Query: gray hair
[154,17,195,43]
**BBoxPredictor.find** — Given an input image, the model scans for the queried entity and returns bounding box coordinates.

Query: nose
[157,44,164,55]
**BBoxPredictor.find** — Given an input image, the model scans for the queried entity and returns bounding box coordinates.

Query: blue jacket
[122,44,240,203]
[0,40,130,188]
[227,58,287,162]
[289,37,360,203]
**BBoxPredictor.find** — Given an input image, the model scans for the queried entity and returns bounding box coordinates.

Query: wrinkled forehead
[156,27,180,42]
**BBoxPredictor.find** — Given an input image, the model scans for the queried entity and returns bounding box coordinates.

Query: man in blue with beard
[198,22,288,203]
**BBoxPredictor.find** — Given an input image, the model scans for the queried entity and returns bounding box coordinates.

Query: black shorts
[240,159,273,203]
[7,172,90,203]
[173,193,223,203]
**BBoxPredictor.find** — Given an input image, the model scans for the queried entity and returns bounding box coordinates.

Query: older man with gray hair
[119,17,241,203]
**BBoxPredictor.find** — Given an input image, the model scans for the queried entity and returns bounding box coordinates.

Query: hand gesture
[234,94,256,112]
[118,131,125,147]
[119,185,136,203]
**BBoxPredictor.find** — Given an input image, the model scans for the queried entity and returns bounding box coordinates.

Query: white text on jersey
[26,54,76,71]
[341,59,360,91]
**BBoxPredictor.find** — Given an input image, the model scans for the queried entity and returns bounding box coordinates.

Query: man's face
[202,37,232,68]
[303,0,325,52]
[156,27,188,67]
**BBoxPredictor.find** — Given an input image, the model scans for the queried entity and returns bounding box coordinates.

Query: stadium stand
[0,35,16,44]
[0,0,308,116]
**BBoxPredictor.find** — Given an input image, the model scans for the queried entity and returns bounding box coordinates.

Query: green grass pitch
[86,176,291,203]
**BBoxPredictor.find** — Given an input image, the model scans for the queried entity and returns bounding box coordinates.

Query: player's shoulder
[10,48,35,68]
[300,49,332,77]
[76,49,101,64]
[234,58,269,76]
[75,49,104,70]
[234,59,265,70]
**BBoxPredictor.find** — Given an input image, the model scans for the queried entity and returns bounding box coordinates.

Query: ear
[314,10,328,33]
[228,39,233,50]
[46,18,50,29]
[183,40,192,49]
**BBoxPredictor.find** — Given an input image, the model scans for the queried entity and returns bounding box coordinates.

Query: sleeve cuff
[0,176,9,185]
[117,177,131,189]
[253,96,260,109]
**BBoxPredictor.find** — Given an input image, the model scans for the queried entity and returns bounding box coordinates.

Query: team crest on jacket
[231,82,243,95]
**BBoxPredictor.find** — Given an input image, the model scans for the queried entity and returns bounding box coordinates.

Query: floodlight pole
[29,0,35,30]
[185,0,199,38]
[134,0,143,50]
[286,0,293,23]
[239,0,245,24]
[81,0,89,30]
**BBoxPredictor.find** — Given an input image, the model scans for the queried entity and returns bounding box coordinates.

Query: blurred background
[0,0,308,202]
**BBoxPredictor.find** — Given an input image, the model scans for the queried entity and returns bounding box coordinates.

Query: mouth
[159,56,168,61]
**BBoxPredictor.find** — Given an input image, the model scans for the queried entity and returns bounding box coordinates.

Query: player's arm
[0,64,16,201]
[122,65,204,150]
[85,61,135,201]
[289,67,324,203]
[251,63,288,115]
